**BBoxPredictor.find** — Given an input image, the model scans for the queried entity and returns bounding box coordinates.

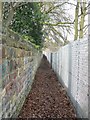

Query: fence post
[88,1,90,119]
[51,53,52,68]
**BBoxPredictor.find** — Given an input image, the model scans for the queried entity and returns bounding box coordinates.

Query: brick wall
[0,30,42,118]
[44,38,88,118]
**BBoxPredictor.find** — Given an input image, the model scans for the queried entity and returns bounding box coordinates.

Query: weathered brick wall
[0,30,42,118]
[44,38,88,118]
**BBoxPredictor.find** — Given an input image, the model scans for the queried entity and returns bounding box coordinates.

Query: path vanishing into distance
[18,55,76,118]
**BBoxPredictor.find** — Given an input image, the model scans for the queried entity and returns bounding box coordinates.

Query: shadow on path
[18,55,76,118]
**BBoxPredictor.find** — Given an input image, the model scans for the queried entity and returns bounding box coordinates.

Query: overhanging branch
[43,22,74,26]
[45,2,76,14]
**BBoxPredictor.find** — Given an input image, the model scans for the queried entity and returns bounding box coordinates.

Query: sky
[65,0,76,41]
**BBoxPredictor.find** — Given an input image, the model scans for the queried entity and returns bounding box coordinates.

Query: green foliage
[22,35,41,49]
[9,2,45,48]
[2,2,10,20]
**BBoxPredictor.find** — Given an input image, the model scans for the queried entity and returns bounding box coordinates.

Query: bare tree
[74,0,88,40]
[41,2,74,49]
[74,1,79,40]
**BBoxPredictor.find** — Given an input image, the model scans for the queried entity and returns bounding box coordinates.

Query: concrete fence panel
[44,38,88,118]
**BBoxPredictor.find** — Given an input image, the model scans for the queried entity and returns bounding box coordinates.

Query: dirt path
[18,55,76,118]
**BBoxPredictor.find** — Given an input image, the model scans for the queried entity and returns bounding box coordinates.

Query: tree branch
[43,22,74,26]
[45,2,76,14]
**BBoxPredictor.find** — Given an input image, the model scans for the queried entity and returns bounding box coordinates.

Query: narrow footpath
[18,55,76,118]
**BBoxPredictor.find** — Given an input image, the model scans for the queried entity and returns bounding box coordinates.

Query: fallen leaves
[18,57,76,119]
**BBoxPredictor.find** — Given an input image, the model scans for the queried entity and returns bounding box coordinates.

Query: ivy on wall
[3,2,46,48]
[10,3,45,48]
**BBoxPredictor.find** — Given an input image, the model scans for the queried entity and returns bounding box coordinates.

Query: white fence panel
[44,38,88,118]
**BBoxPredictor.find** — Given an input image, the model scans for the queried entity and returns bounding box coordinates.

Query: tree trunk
[74,2,79,40]
[79,1,86,39]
